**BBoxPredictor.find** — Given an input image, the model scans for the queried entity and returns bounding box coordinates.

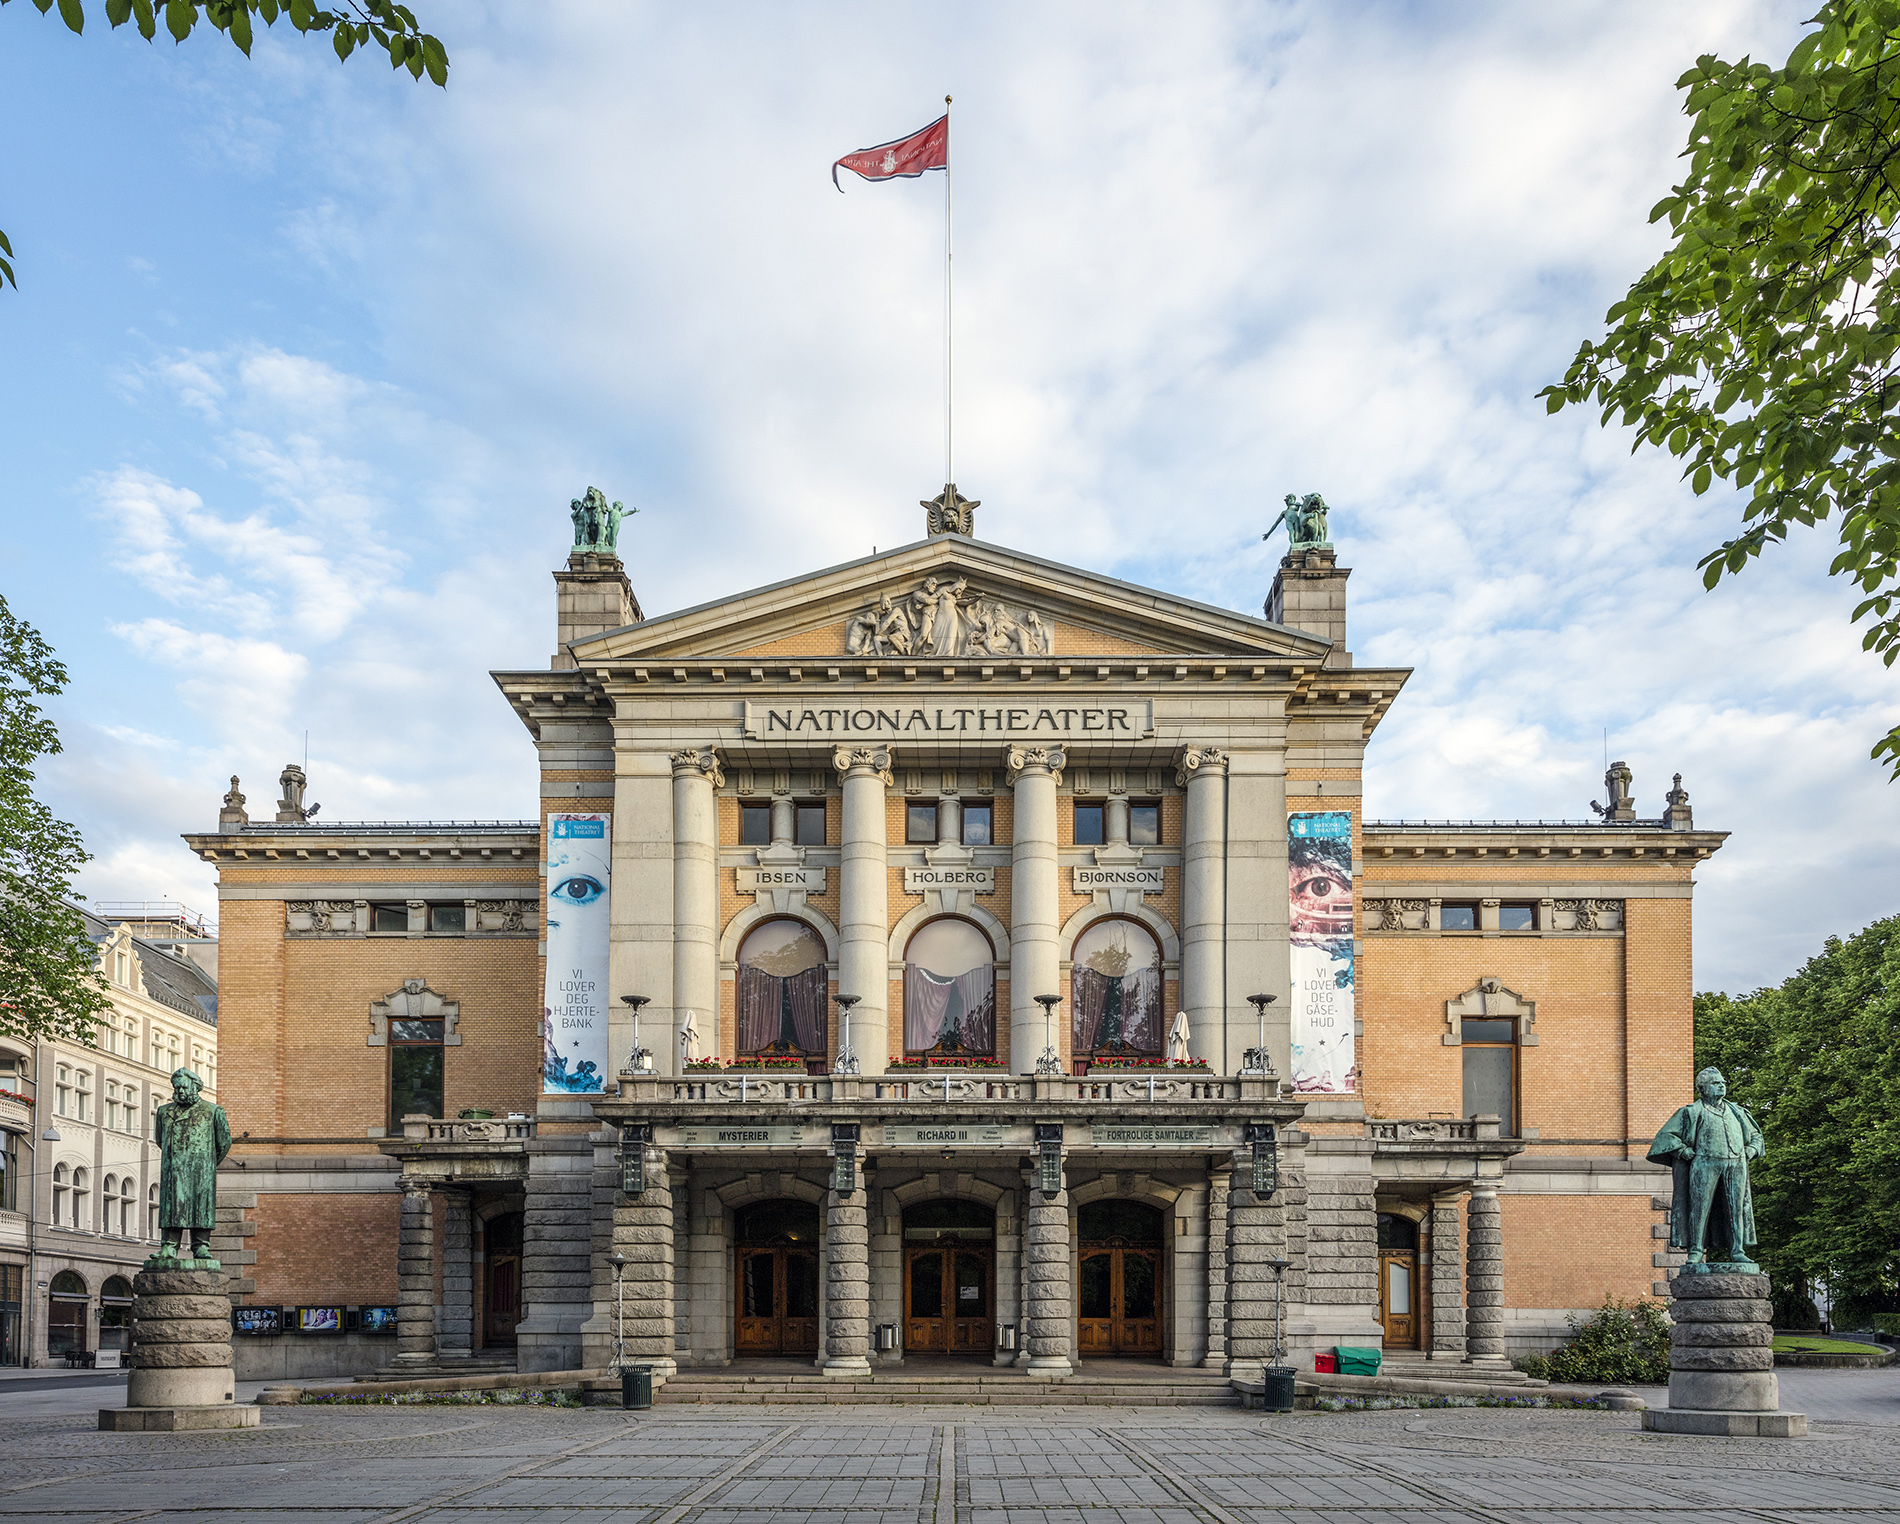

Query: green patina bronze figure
[1647,1065,1765,1273]
[1264,491,1332,552]
[570,486,635,554]
[147,1068,232,1270]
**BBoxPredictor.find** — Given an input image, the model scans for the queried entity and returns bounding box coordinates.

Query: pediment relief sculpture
[846,577,1054,659]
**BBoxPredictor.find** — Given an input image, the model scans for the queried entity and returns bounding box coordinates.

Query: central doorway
[903,1200,994,1354]
[1078,1200,1163,1355]
[734,1200,820,1356]
[484,1212,524,1345]
[1376,1212,1419,1349]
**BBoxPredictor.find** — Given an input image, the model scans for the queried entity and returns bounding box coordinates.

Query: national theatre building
[186,491,1725,1385]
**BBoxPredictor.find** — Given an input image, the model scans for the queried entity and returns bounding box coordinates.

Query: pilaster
[1176,745,1229,1063]
[611,1141,677,1378]
[394,1185,435,1365]
[438,1188,473,1360]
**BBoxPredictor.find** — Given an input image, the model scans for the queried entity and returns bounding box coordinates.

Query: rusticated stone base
[99,1404,260,1432]
[1643,1407,1807,1438]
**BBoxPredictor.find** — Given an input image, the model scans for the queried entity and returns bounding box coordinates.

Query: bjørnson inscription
[1073,866,1164,893]
[743,699,1153,740]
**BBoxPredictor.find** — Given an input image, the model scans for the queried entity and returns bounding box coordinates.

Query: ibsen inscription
[743,700,1153,740]
[1073,866,1165,894]
[736,867,827,893]
[904,866,995,894]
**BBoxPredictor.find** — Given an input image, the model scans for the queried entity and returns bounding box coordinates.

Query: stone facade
[184,524,1728,1380]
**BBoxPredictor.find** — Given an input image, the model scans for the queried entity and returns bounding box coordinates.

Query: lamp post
[619,995,653,1073]
[607,1249,628,1373]
[832,993,860,1075]
[1242,993,1276,1076]
[1032,994,1063,1077]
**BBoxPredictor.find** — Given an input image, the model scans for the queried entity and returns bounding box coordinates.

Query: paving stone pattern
[3,1405,1899,1524]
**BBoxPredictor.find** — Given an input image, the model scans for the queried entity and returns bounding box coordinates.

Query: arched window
[71,1167,90,1230]
[1072,919,1164,1056]
[904,919,996,1056]
[735,920,828,1055]
[52,1163,68,1224]
[147,1183,159,1239]
[102,1175,117,1231]
[47,1271,88,1357]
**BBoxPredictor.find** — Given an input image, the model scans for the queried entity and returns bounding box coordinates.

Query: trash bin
[621,1365,652,1410]
[1259,1366,1297,1412]
[1313,1351,1337,1374]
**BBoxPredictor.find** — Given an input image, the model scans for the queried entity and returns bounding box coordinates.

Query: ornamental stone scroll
[832,744,895,785]
[1005,744,1067,787]
[1444,977,1537,1047]
[368,978,463,1048]
[1173,745,1229,788]
[669,747,726,789]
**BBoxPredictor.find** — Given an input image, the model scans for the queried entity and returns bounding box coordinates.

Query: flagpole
[944,93,953,487]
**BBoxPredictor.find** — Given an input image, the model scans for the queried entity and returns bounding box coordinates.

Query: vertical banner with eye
[1288,810,1355,1093]
[543,813,611,1094]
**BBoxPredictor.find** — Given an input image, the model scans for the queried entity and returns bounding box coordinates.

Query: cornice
[1362,823,1729,861]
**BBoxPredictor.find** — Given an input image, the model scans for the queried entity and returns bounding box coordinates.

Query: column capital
[1005,743,1066,787]
[1173,744,1229,787]
[1468,1183,1500,1200]
[669,746,726,787]
[832,744,894,785]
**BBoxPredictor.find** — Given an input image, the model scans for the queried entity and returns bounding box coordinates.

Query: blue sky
[2,0,1892,992]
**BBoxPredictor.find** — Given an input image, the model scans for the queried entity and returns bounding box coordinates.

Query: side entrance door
[484,1212,524,1345]
[735,1247,820,1355]
[1077,1242,1161,1354]
[1377,1250,1417,1348]
[904,1244,993,1353]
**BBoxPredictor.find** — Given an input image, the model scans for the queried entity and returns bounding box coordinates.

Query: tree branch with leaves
[1543,0,1900,777]
[0,0,447,291]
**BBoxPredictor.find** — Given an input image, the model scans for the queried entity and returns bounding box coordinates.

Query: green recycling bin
[621,1365,652,1409]
[1259,1366,1297,1412]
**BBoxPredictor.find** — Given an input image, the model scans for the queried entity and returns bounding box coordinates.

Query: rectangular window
[371,904,408,933]
[961,801,993,846]
[794,803,826,846]
[56,1065,71,1117]
[1129,802,1161,845]
[429,904,466,933]
[739,803,771,845]
[906,802,938,844]
[75,1076,90,1122]
[0,1130,16,1213]
[105,1081,119,1132]
[1073,802,1105,845]
[1439,902,1478,931]
[1499,902,1536,931]
[1462,1021,1515,1136]
[390,1018,445,1131]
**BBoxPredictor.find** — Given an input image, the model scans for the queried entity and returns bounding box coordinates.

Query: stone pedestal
[99,1268,259,1432]
[1643,1270,1807,1438]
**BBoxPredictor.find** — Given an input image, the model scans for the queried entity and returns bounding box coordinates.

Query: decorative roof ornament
[922,483,978,538]
[570,486,634,555]
[1590,760,1636,822]
[1264,491,1332,553]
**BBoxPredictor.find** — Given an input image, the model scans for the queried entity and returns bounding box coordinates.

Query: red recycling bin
[1313,1351,1338,1373]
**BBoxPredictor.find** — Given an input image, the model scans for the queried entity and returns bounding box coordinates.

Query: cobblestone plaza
[5,1398,1900,1524]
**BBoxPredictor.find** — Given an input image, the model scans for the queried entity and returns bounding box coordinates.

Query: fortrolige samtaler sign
[742,699,1154,740]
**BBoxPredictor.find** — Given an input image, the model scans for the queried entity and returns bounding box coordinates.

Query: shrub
[1512,1353,1550,1380]
[1772,1282,1822,1330]
[1539,1297,1670,1386]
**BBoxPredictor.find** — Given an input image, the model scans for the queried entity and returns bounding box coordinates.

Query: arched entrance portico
[734,1199,821,1356]
[902,1200,994,1354]
[1077,1200,1163,1356]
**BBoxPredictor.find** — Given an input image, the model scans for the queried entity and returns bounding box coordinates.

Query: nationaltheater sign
[741,699,1155,739]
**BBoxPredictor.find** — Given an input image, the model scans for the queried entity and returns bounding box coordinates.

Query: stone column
[1023,1160,1073,1378]
[834,745,893,1076]
[1105,791,1130,844]
[612,1140,677,1378]
[1428,1190,1466,1361]
[1464,1185,1506,1366]
[1224,1147,1285,1383]
[1007,745,1065,1070]
[1202,1166,1229,1369]
[824,1172,872,1376]
[1176,746,1229,1062]
[770,794,795,844]
[438,1188,473,1360]
[670,748,723,1038]
[937,793,962,845]
[395,1185,436,1365]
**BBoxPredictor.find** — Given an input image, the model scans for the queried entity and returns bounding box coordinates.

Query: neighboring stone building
[184,498,1723,1382]
[0,904,219,1367]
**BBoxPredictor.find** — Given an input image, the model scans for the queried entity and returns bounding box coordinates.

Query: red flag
[832,114,949,191]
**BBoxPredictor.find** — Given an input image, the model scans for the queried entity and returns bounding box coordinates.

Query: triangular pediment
[568,535,1331,664]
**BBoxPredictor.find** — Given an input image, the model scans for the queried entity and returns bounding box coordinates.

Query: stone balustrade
[629,1073,1279,1108]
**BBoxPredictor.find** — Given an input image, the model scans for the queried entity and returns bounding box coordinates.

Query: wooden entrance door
[904,1244,994,1353]
[1077,1243,1161,1355]
[735,1247,820,1354]
[1378,1250,1417,1348]
[484,1212,523,1344]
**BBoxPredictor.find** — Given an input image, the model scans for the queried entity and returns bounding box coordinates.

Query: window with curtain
[1071,919,1164,1055]
[903,918,995,1056]
[735,920,829,1055]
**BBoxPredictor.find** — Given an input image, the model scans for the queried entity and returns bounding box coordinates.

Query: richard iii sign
[743,699,1153,740]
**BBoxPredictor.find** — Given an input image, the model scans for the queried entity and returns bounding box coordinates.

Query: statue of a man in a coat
[149,1068,232,1267]
[1646,1066,1765,1272]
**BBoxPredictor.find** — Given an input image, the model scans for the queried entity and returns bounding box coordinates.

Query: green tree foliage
[1693,915,1900,1316]
[0,597,112,1045]
[1542,1,1900,776]
[0,0,447,291]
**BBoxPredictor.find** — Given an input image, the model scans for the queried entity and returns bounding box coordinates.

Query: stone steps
[651,1374,1239,1406]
